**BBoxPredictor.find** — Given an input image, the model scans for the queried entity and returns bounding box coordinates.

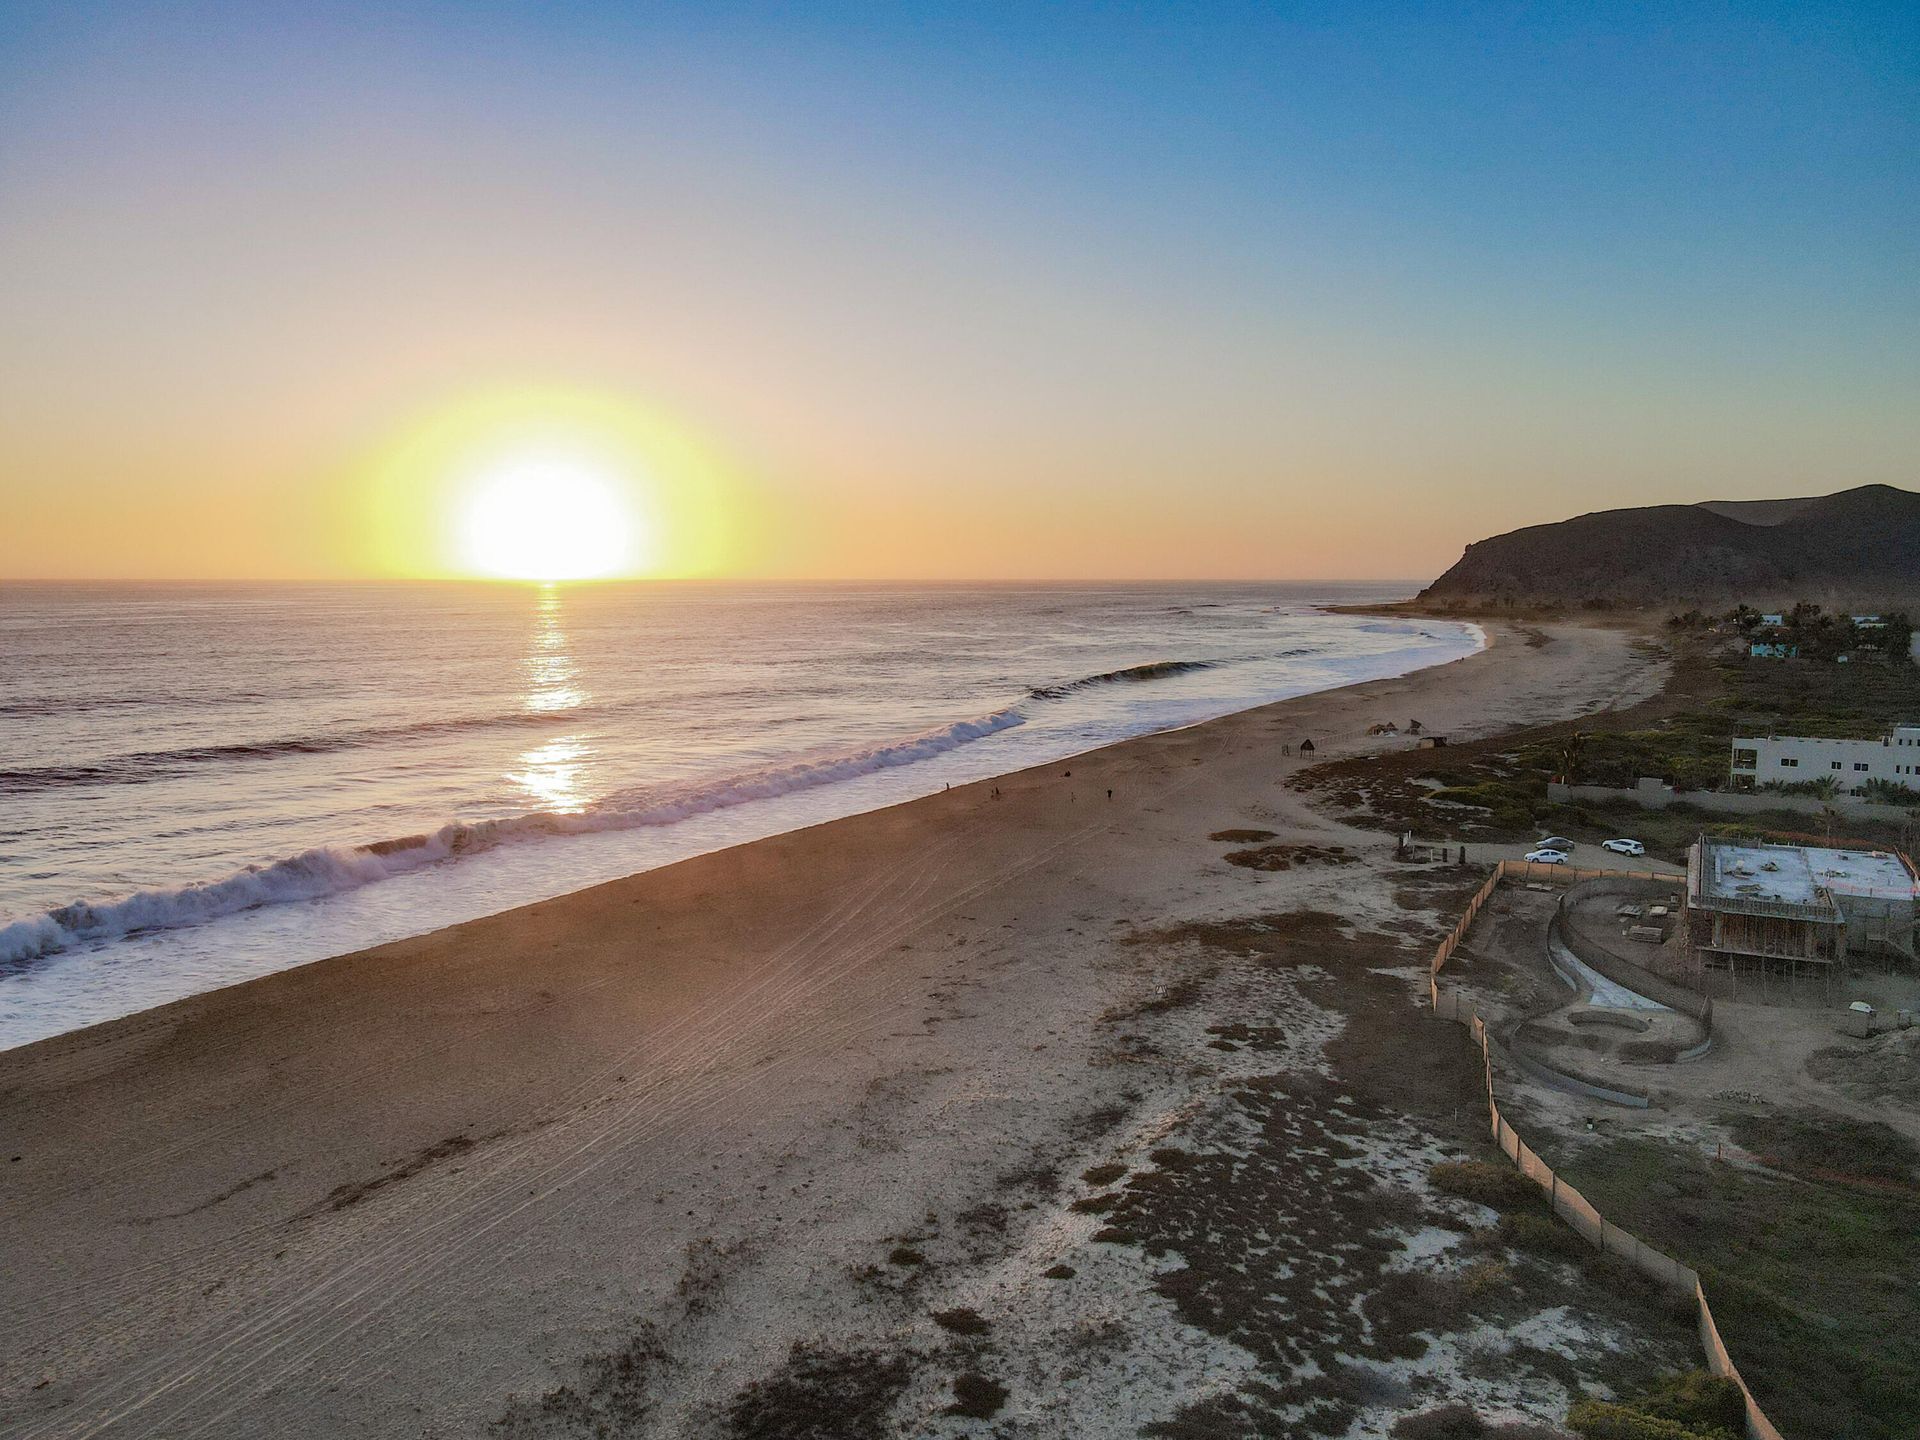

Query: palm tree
[1556,730,1588,785]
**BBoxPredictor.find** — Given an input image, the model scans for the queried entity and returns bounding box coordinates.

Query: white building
[1730,724,1920,792]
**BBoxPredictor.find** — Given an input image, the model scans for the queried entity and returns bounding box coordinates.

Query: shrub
[946,1373,1007,1419]
[930,1307,990,1336]
[1430,1160,1540,1212]
[1460,1258,1512,1298]
[1498,1210,1591,1261]
[1564,1399,1734,1440]
[1631,1371,1746,1430]
[1391,1403,1485,1439]
[1566,1370,1745,1440]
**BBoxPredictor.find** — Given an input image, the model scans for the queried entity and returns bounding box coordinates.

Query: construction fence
[1428,859,1785,1440]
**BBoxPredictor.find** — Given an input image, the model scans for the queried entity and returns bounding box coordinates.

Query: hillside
[1419,484,1920,609]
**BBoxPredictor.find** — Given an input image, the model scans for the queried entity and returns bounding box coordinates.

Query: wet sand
[0,620,1675,1439]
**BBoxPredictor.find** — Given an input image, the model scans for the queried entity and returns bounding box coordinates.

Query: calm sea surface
[0,582,1479,1046]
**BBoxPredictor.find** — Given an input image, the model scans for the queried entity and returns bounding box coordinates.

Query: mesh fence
[1430,859,1785,1440]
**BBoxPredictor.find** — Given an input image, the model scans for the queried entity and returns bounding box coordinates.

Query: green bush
[1460,1258,1512,1297]
[1567,1370,1745,1440]
[1430,1160,1541,1212]
[1498,1210,1591,1261]
[1564,1400,1734,1440]
[1631,1371,1746,1431]
[1391,1403,1485,1439]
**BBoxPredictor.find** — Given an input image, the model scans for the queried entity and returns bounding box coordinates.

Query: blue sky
[2,2,1915,577]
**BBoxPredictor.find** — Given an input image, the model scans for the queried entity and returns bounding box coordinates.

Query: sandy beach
[0,621,1680,1439]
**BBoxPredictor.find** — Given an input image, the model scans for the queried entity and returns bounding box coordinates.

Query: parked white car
[1523,848,1570,864]
[1602,838,1646,857]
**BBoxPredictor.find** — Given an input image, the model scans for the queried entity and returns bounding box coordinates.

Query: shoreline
[0,619,1674,1438]
[0,613,1485,1050]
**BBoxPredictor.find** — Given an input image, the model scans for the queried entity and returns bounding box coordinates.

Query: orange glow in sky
[350,388,744,582]
[1,7,1913,582]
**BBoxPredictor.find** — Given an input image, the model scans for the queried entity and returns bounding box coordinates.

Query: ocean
[0,581,1480,1047]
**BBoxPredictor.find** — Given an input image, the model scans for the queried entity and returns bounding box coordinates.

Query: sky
[1,1,1915,581]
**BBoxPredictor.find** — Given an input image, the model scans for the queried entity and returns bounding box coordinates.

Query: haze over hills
[1419,484,1920,610]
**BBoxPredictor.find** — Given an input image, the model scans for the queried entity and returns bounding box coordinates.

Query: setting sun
[457,457,645,580]
[356,386,746,581]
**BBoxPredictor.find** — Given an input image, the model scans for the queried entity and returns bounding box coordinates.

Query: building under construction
[1684,836,1918,982]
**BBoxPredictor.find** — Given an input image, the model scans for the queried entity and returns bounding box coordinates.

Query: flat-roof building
[1685,837,1918,981]
[1729,724,1920,792]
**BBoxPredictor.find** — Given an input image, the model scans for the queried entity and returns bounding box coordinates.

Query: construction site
[1431,851,1920,1439]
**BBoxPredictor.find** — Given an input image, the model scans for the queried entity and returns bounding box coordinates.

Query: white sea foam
[0,585,1485,1045]
[0,704,1027,967]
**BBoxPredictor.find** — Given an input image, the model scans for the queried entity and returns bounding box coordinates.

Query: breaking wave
[0,704,1026,967]
[0,644,1300,968]
[1027,658,1216,699]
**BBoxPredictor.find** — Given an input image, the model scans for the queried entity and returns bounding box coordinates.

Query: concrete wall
[1548,777,1917,822]
[1556,881,1715,1027]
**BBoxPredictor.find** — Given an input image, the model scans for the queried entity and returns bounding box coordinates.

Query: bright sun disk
[458,458,641,580]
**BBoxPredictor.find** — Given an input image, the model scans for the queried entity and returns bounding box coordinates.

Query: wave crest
[1027,659,1214,700]
[0,705,1026,967]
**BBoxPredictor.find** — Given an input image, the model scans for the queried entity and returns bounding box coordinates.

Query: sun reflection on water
[512,585,591,812]
[524,585,586,714]
[509,735,591,813]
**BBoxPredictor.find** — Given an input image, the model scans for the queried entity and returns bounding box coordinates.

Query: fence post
[1431,849,1781,1440]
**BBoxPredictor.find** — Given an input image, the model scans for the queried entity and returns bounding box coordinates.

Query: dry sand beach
[0,622,1685,1439]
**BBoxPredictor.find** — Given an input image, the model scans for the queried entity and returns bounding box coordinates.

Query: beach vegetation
[1497,1210,1590,1261]
[1565,1369,1744,1439]
[930,1306,991,1336]
[1429,1159,1541,1212]
[1459,1257,1513,1297]
[1299,629,1920,856]
[946,1372,1007,1418]
[1552,1137,1920,1440]
[1391,1402,1487,1438]
[725,1343,912,1440]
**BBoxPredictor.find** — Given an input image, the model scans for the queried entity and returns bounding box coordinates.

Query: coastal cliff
[1420,483,1920,610]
